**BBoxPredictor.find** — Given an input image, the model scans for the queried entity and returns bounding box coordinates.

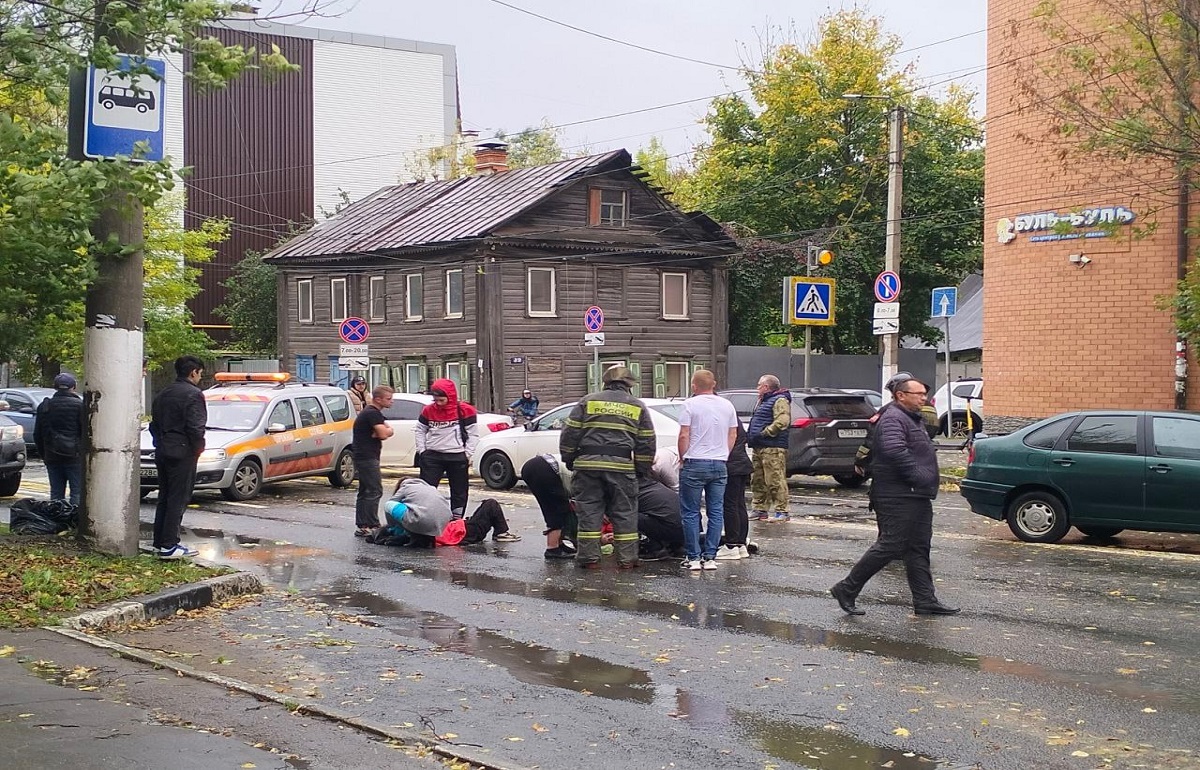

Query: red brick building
[984,0,1199,430]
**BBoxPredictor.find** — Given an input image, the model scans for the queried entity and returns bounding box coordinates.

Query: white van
[930,378,984,438]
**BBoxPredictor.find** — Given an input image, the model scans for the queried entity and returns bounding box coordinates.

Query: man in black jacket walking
[149,356,206,559]
[830,373,960,616]
[34,373,85,506]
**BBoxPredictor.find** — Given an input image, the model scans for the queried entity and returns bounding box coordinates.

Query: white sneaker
[682,559,702,571]
[701,559,718,571]
[714,545,742,560]
[737,545,751,559]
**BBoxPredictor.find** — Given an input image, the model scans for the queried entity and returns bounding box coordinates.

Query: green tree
[634,136,687,194]
[498,119,566,168]
[217,250,278,355]
[676,10,983,350]
[0,1,300,381]
[9,193,225,382]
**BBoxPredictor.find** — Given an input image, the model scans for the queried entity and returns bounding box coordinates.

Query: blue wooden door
[296,355,315,382]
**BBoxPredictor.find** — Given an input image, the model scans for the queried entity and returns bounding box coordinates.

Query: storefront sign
[996,205,1135,244]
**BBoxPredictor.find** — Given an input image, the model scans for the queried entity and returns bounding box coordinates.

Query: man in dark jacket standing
[560,366,656,569]
[34,373,85,506]
[149,356,207,559]
[830,373,960,616]
[747,375,792,522]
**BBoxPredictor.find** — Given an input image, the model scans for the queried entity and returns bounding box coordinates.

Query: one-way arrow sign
[931,286,957,318]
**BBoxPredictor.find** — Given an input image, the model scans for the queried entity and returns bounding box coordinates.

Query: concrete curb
[44,626,532,770]
[59,571,263,632]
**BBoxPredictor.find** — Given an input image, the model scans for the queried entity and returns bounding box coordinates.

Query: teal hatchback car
[961,411,1200,543]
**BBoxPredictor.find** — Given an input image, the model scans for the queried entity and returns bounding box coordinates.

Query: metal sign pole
[944,315,952,438]
[592,345,599,393]
[803,259,812,388]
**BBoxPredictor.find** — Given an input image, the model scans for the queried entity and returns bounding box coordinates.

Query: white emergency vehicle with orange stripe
[139,373,356,501]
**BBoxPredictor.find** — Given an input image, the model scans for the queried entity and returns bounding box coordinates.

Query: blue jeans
[679,459,727,560]
[46,462,82,506]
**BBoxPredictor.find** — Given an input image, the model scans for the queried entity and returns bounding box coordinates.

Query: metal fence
[726,346,938,391]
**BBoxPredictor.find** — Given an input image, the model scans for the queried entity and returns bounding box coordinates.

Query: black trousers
[521,456,571,532]
[354,457,383,528]
[837,496,938,606]
[419,452,469,514]
[722,472,751,546]
[153,457,197,549]
[462,499,510,544]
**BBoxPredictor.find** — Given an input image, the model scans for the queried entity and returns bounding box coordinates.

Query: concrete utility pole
[75,1,146,556]
[881,105,905,397]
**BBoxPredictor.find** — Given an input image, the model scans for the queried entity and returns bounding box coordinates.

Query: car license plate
[139,468,156,478]
[838,428,867,439]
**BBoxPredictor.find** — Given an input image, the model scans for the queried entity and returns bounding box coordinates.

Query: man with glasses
[830,373,960,616]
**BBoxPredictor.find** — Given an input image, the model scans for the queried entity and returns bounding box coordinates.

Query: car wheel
[328,448,355,487]
[1076,525,1124,539]
[832,473,867,488]
[0,472,20,497]
[480,451,516,490]
[137,103,148,113]
[1006,490,1070,543]
[942,411,982,440]
[222,458,263,501]
[102,99,115,109]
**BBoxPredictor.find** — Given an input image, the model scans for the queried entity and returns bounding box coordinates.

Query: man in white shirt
[676,369,739,571]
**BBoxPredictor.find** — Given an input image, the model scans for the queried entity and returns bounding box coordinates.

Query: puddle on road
[185,528,1200,717]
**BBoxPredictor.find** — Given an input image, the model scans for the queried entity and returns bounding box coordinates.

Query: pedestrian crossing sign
[784,276,836,326]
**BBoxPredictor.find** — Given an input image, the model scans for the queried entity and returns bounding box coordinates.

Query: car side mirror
[265,423,288,434]
[524,422,534,431]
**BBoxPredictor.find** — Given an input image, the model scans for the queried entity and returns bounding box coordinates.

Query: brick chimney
[474,142,509,175]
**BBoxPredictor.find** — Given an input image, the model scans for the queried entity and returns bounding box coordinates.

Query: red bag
[435,518,466,547]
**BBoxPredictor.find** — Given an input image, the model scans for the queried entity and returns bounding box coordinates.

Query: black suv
[720,388,876,487]
[0,412,26,497]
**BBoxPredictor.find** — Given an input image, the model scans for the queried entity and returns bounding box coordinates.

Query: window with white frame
[405,273,423,321]
[330,277,347,323]
[404,363,424,393]
[662,271,688,320]
[444,268,464,318]
[527,267,556,316]
[369,276,386,321]
[297,279,313,324]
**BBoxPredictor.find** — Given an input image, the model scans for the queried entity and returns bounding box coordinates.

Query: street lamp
[843,94,906,401]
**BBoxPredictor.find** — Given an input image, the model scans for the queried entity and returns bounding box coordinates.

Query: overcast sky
[272,0,987,164]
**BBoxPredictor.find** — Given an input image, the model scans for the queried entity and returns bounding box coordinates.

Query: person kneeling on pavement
[371,479,520,548]
[521,454,578,559]
[633,474,685,561]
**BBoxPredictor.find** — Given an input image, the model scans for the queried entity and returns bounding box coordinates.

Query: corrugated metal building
[161,14,458,341]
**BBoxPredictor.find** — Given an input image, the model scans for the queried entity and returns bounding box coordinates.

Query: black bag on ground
[9,498,78,535]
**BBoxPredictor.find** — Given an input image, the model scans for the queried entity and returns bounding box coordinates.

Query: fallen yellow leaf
[506,736,524,742]
[893,727,911,737]
[532,723,549,733]
[0,646,15,658]
[242,764,257,769]
[1071,751,1089,758]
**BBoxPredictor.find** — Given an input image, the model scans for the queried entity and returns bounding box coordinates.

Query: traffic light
[807,245,835,269]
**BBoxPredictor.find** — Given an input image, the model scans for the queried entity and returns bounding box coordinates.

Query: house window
[527,267,556,316]
[662,272,688,319]
[588,188,627,227]
[330,277,347,323]
[405,273,423,321]
[297,279,313,324]
[369,276,386,321]
[445,268,464,318]
[445,360,470,401]
[663,361,690,398]
[404,362,424,394]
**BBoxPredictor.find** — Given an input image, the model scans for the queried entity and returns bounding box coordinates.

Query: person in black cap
[347,375,369,414]
[830,372,960,617]
[34,373,85,506]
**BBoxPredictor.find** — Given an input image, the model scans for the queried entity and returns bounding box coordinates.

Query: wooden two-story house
[264,146,739,412]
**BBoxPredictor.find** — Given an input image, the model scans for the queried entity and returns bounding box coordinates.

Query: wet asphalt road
[18,466,1200,769]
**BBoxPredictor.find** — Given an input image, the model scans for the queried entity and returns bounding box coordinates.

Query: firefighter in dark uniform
[559,366,656,569]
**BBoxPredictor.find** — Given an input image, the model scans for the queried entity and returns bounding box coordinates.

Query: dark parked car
[0,412,26,497]
[0,388,55,455]
[961,410,1200,544]
[720,388,876,486]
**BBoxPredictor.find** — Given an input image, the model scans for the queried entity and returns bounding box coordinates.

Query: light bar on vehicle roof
[213,372,291,383]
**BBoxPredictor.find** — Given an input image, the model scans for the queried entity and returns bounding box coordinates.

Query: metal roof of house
[267,150,694,261]
[903,273,983,353]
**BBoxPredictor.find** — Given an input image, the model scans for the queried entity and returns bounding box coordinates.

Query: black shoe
[544,546,576,560]
[639,548,672,562]
[914,602,961,616]
[830,584,865,615]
